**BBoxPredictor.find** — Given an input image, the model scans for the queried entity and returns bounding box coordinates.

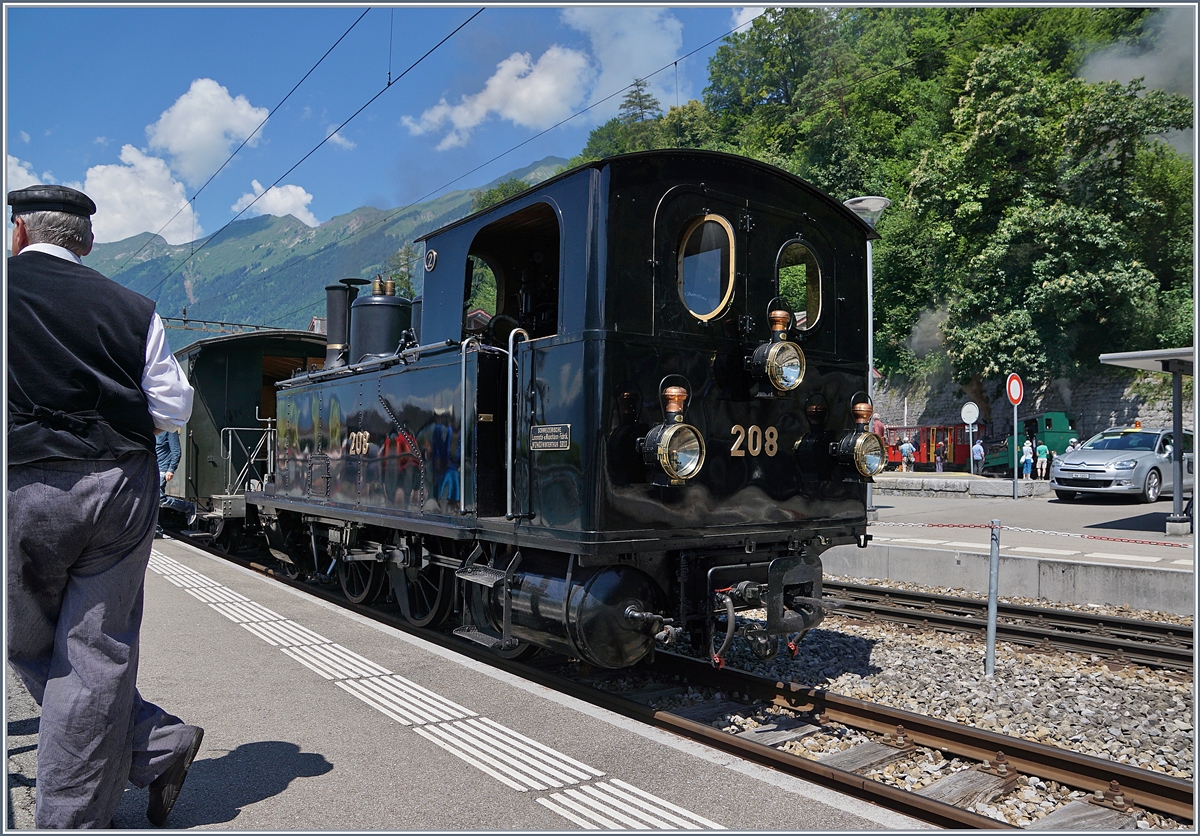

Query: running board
[456,564,507,588]
[452,625,503,649]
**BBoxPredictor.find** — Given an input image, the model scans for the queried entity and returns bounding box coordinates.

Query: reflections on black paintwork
[381,427,423,510]
[606,384,648,487]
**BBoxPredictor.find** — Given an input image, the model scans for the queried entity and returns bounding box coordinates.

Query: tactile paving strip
[147,548,723,829]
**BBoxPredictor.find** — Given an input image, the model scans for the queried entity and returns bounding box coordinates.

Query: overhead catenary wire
[142,6,1051,322]
[170,6,1026,327]
[146,7,484,300]
[113,8,372,276]
[257,13,773,327]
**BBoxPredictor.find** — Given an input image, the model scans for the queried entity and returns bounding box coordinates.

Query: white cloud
[732,7,766,30]
[19,130,30,143]
[94,136,111,146]
[6,155,41,190]
[231,179,319,227]
[83,145,202,244]
[146,78,268,187]
[325,124,356,150]
[403,45,594,149]
[561,7,684,118]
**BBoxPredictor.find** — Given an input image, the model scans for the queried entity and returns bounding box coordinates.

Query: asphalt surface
[870,477,1195,570]
[7,538,928,832]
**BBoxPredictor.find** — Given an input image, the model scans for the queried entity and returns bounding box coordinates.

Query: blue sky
[6,5,758,246]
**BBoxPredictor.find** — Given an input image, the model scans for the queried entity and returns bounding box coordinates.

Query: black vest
[7,251,158,465]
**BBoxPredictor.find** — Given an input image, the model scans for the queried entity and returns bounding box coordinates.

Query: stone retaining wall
[873,476,1051,498]
[874,369,1193,439]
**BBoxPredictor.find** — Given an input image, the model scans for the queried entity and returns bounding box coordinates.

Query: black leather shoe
[147,726,204,826]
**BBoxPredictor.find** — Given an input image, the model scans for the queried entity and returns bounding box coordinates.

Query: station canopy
[1098,347,1193,376]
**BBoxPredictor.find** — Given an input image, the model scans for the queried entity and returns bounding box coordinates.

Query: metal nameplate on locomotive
[530,424,571,450]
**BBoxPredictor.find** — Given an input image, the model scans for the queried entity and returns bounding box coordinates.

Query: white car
[1049,427,1194,503]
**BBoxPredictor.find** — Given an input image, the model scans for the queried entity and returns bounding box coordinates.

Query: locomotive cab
[251,150,884,668]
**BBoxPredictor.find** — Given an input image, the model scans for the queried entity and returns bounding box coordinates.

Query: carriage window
[777,240,821,330]
[678,214,735,321]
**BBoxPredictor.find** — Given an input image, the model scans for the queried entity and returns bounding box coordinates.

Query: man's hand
[164,471,174,483]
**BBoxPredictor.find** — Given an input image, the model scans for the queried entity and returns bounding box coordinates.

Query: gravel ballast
[645,575,1194,828]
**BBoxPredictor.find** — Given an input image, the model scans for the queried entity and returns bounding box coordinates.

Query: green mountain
[85,156,568,349]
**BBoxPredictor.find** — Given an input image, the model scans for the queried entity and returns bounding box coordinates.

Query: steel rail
[825,582,1193,670]
[648,652,1195,823]
[177,535,1003,828]
[826,581,1194,643]
[179,535,1192,826]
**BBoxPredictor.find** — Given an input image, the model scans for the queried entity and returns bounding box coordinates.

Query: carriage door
[463,202,562,518]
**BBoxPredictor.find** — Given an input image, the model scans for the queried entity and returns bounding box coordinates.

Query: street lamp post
[844,196,891,519]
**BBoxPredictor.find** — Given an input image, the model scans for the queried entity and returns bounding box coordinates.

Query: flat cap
[8,185,96,218]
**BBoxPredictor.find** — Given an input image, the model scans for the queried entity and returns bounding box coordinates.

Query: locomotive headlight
[638,383,706,485]
[752,340,806,391]
[644,422,706,482]
[832,431,887,478]
[831,400,885,478]
[750,310,805,392]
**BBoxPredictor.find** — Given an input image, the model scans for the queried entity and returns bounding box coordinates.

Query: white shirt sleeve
[142,314,194,431]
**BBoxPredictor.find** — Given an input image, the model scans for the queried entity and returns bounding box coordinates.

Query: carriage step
[456,564,507,588]
[452,625,503,649]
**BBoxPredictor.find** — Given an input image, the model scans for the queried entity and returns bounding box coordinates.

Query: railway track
[179,534,1193,830]
[824,580,1194,671]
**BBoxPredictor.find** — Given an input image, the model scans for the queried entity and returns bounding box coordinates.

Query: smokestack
[325,278,370,367]
[324,284,349,367]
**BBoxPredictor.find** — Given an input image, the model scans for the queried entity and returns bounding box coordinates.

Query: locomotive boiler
[246,149,886,668]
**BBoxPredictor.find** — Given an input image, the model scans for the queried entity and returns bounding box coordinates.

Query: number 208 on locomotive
[249,149,886,670]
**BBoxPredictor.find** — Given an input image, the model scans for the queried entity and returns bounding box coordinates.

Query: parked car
[1049,426,1194,503]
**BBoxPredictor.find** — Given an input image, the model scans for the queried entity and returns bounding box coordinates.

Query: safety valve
[750,310,806,392]
[638,383,706,486]
[831,401,887,479]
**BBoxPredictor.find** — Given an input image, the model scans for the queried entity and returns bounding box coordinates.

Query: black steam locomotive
[218,150,886,669]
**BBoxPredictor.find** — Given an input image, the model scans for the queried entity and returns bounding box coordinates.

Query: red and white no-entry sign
[1006,373,1024,406]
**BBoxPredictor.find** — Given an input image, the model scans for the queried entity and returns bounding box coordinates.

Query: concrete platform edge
[171,539,932,831]
[824,542,1194,616]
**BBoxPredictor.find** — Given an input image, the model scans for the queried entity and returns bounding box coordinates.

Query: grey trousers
[7,453,196,828]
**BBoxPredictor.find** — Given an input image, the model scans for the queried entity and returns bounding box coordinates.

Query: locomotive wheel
[391,564,453,628]
[212,519,243,554]
[338,558,386,605]
[465,583,540,661]
[276,558,305,581]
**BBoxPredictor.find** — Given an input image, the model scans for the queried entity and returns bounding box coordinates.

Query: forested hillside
[570,7,1194,387]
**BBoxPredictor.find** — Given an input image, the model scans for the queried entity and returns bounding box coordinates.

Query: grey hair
[19,210,94,255]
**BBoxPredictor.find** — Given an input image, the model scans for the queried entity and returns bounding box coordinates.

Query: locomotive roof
[416,148,881,243]
[172,329,326,359]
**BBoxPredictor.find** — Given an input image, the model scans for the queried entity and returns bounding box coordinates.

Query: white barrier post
[985,519,1000,677]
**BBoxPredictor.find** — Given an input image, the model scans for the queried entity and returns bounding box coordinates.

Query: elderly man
[7,185,204,828]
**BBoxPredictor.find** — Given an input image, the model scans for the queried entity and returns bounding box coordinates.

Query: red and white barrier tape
[872,520,1193,548]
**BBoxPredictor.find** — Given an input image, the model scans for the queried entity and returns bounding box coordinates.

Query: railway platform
[827,487,1196,616]
[6,537,927,831]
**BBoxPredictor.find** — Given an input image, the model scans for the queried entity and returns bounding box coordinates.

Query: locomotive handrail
[278,339,460,386]
[221,424,274,495]
[460,338,481,514]
[506,328,530,520]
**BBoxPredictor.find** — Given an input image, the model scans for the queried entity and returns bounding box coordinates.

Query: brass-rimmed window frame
[677,213,736,322]
[776,238,823,332]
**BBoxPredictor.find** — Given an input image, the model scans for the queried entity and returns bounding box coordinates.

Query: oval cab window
[678,215,735,321]
[777,240,821,330]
